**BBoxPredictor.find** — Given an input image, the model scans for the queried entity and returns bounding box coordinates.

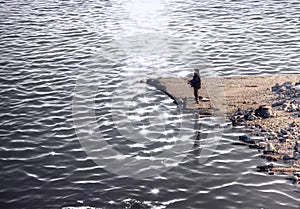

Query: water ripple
[0,0,300,208]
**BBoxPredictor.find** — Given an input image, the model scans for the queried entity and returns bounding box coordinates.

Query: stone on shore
[255,105,274,119]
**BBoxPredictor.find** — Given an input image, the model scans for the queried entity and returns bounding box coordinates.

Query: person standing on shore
[188,69,202,104]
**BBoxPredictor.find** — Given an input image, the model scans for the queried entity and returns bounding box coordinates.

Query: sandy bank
[147,74,300,114]
[146,74,300,185]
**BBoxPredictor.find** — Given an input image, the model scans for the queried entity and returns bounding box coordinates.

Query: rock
[282,155,291,161]
[290,121,297,127]
[140,79,147,83]
[250,125,256,129]
[237,108,245,115]
[266,135,274,140]
[279,138,286,143]
[290,103,298,112]
[249,144,260,149]
[245,114,256,121]
[255,123,262,129]
[294,142,299,151]
[281,129,288,135]
[294,85,300,90]
[272,83,281,92]
[257,165,267,172]
[282,102,290,110]
[269,131,277,137]
[295,81,300,86]
[259,142,266,149]
[265,155,278,161]
[272,101,284,107]
[257,138,265,143]
[268,171,275,175]
[255,105,274,119]
[283,81,293,89]
[237,116,245,122]
[230,116,238,126]
[239,135,254,144]
[283,101,298,112]
[292,175,298,184]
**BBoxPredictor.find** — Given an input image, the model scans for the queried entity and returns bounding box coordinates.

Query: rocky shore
[231,80,300,185]
[146,74,300,185]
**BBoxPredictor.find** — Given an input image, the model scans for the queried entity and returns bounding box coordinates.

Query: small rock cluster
[271,81,300,114]
[231,81,300,185]
[230,105,274,126]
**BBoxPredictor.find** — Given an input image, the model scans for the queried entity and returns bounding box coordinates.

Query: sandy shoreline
[147,74,300,114]
[146,74,300,185]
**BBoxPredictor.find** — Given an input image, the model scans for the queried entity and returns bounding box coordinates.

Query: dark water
[1,0,300,208]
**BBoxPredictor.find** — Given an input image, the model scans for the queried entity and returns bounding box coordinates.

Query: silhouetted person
[188,69,201,104]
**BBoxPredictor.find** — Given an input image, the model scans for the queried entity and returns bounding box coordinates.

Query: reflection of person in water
[188,69,201,104]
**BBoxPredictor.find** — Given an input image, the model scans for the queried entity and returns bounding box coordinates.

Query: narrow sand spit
[146,74,300,185]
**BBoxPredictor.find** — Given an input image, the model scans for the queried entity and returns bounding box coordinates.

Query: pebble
[239,135,254,143]
[272,101,284,107]
[281,129,288,135]
[289,121,297,127]
[292,175,298,184]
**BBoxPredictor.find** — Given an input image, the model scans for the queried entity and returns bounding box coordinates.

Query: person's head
[194,69,200,76]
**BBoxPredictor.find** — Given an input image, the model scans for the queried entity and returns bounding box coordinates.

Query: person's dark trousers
[194,87,200,103]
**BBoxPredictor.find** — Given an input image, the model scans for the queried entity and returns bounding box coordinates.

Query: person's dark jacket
[189,73,201,89]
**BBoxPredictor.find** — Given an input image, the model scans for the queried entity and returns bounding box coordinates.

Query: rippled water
[1,0,300,208]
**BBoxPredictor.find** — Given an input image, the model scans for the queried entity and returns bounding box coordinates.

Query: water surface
[0,0,300,208]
